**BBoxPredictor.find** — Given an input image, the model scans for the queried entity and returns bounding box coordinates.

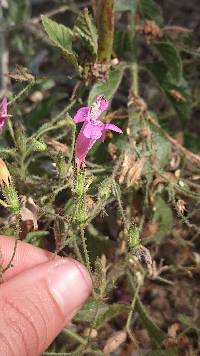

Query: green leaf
[147,61,191,120]
[151,124,172,169]
[136,296,165,345]
[140,0,163,25]
[88,64,126,105]
[75,297,128,329]
[115,0,137,13]
[41,15,79,71]
[151,196,173,242]
[73,8,98,56]
[178,314,200,334]
[154,41,182,82]
[8,0,31,24]
[150,349,177,356]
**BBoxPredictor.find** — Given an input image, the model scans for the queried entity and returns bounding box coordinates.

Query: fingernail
[47,259,92,319]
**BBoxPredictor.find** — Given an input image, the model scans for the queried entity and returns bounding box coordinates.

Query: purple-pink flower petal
[83,121,103,139]
[73,95,123,167]
[96,95,109,113]
[104,123,123,134]
[73,106,89,123]
[75,123,96,168]
[0,96,7,129]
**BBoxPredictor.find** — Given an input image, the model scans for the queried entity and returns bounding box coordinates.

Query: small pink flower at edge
[73,95,123,168]
[0,96,8,129]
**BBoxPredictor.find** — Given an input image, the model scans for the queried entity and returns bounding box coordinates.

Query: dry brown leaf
[142,222,159,239]
[153,172,178,187]
[47,139,68,152]
[103,330,127,355]
[29,91,43,103]
[85,195,95,210]
[5,65,35,82]
[119,150,145,186]
[127,158,145,186]
[167,322,181,339]
[135,245,152,266]
[137,20,161,43]
[20,196,38,230]
[169,89,186,102]
[176,199,187,214]
[83,328,98,338]
[108,143,118,160]
[128,94,147,112]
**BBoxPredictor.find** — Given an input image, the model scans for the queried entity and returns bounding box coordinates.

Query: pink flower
[0,96,7,129]
[73,95,123,167]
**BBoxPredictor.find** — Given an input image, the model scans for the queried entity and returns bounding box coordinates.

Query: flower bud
[129,225,140,249]
[56,152,66,178]
[99,178,111,200]
[32,138,47,152]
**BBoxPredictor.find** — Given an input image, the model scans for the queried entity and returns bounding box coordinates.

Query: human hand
[0,236,92,355]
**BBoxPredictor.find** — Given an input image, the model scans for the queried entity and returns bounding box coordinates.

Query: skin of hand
[0,236,92,356]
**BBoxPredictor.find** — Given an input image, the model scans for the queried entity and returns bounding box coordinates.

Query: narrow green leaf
[154,41,182,82]
[88,64,126,105]
[73,8,98,56]
[75,297,128,329]
[136,296,165,345]
[41,15,79,71]
[95,303,129,329]
[115,0,137,13]
[140,0,163,25]
[152,196,173,242]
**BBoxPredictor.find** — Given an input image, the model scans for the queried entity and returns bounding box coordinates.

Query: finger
[0,236,54,281]
[0,257,92,355]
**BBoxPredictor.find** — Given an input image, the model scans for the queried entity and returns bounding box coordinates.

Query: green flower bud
[98,178,111,200]
[129,225,140,249]
[32,138,47,152]
[56,152,66,178]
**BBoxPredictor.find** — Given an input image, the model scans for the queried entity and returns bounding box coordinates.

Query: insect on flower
[73,95,123,168]
[0,96,8,130]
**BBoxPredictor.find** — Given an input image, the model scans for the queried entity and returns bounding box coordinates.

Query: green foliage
[147,61,192,120]
[41,15,80,72]
[73,8,98,56]
[115,0,137,13]
[136,297,165,345]
[152,196,173,242]
[88,64,126,105]
[140,0,163,25]
[75,297,128,329]
[154,41,182,82]
[6,0,31,24]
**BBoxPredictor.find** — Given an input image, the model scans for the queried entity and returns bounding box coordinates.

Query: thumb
[0,258,92,356]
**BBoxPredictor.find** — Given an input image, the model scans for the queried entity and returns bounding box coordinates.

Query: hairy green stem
[63,327,87,345]
[80,224,92,277]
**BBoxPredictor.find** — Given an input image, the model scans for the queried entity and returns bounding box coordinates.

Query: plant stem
[80,224,92,277]
[2,213,20,273]
[97,0,114,63]
[63,327,87,345]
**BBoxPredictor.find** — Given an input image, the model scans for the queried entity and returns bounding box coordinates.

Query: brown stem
[97,0,114,64]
